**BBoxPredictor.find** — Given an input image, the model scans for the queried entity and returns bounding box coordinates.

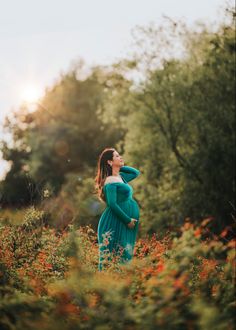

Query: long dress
[97,166,140,271]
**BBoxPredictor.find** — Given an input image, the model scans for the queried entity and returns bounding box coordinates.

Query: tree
[0,64,126,205]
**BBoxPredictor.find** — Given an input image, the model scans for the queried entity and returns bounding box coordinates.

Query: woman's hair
[94,147,115,202]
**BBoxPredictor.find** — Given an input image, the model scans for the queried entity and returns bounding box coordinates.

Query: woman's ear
[108,160,112,167]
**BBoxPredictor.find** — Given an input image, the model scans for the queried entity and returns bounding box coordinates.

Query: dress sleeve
[105,184,132,225]
[119,166,140,183]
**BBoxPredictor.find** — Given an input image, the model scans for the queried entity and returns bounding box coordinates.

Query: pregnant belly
[118,198,140,220]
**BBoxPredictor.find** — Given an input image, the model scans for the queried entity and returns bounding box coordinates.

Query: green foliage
[40,172,105,230]
[0,207,70,293]
[60,173,105,226]
[100,14,235,233]
[0,66,125,205]
[1,211,235,329]
[0,5,235,234]
[0,4,235,329]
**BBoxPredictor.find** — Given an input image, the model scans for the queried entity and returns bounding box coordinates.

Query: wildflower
[194,228,202,237]
[43,189,50,198]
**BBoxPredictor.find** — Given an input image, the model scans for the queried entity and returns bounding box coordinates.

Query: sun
[21,84,42,103]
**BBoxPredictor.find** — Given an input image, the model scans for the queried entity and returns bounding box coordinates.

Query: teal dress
[97,166,140,271]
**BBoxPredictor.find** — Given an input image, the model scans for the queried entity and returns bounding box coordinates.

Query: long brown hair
[94,147,115,202]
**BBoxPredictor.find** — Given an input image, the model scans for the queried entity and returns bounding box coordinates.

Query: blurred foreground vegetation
[0,207,235,329]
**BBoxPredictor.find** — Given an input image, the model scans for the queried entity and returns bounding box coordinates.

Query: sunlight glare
[21,85,42,103]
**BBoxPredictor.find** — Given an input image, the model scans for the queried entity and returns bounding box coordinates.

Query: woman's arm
[105,184,132,225]
[119,166,140,183]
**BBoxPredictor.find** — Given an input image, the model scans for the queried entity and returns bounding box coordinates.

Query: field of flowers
[0,206,235,330]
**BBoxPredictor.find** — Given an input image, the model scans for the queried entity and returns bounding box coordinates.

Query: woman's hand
[127,218,138,229]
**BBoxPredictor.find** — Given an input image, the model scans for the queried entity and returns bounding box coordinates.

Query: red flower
[157,261,164,273]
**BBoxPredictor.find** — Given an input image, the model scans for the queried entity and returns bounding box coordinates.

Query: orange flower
[173,274,190,295]
[227,239,236,248]
[46,263,53,270]
[220,227,229,238]
[194,228,202,237]
[199,259,218,280]
[157,261,165,273]
[200,217,214,227]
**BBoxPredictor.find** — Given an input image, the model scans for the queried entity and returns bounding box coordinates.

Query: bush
[0,209,235,329]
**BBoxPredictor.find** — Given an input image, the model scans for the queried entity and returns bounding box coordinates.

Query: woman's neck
[112,167,120,176]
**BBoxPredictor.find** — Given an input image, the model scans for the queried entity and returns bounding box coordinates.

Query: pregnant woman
[95,147,140,271]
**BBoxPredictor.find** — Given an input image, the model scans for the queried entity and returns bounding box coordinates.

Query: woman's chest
[116,184,133,200]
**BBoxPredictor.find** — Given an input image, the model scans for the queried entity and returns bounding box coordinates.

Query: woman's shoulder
[104,176,122,185]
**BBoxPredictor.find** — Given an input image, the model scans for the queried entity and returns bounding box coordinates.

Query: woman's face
[109,150,124,167]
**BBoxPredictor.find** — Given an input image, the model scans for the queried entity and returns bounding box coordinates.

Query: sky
[0,0,228,179]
